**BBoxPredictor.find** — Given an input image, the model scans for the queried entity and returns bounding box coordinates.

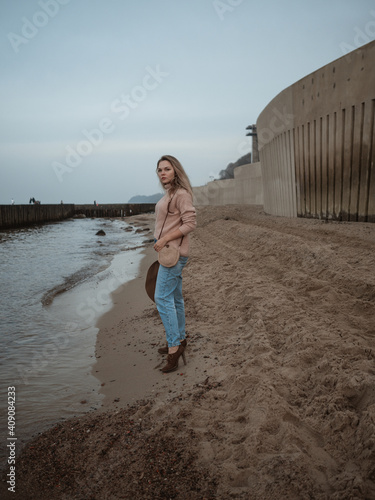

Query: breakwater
[0,204,156,230]
[74,203,156,218]
[0,204,75,230]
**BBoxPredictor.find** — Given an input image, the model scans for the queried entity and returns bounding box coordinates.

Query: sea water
[0,217,148,464]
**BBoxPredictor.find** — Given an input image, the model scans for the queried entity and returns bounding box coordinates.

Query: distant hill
[219,152,252,180]
[128,193,163,203]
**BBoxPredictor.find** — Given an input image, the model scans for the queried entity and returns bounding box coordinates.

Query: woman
[154,155,196,373]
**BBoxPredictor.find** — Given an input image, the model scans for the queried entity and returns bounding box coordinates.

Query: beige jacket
[154,188,196,257]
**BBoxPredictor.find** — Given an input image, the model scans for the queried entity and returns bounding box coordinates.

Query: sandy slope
[1,205,375,499]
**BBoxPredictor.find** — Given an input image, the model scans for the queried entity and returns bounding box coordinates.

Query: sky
[0,0,374,204]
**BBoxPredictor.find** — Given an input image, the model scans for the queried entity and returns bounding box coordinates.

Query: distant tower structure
[246,124,259,163]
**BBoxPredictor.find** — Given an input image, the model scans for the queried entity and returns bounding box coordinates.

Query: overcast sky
[0,0,374,204]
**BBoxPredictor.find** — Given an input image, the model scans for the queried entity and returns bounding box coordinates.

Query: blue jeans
[155,256,189,347]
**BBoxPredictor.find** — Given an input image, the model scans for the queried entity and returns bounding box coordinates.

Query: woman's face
[157,160,175,187]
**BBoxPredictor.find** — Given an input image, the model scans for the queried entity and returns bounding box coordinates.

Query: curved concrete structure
[257,40,375,221]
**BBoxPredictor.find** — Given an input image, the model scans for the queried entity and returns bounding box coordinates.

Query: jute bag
[158,244,180,267]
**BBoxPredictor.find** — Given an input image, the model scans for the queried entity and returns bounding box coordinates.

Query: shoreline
[3,205,375,499]
[0,216,149,465]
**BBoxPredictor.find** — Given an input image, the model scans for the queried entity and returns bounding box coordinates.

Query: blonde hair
[156,155,193,197]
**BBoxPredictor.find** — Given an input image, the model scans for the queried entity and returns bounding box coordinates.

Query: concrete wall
[257,40,375,221]
[235,162,263,205]
[193,179,236,206]
[193,162,263,206]
[0,204,75,229]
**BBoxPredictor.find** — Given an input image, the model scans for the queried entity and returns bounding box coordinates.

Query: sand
[1,205,375,499]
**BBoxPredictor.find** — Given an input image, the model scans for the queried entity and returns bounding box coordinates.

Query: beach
[2,205,375,499]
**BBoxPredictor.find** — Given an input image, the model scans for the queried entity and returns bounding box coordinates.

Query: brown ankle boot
[158,339,187,355]
[161,345,187,373]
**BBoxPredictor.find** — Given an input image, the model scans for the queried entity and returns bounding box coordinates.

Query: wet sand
[2,206,375,499]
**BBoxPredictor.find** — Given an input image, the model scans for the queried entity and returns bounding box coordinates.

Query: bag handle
[158,192,184,246]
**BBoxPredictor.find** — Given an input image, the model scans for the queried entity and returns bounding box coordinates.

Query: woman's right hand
[154,237,167,252]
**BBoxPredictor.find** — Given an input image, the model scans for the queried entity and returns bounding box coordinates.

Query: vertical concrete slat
[300,125,307,216]
[321,115,328,219]
[335,109,345,219]
[264,145,272,214]
[268,140,275,215]
[357,100,373,221]
[265,147,272,212]
[294,126,303,217]
[303,123,310,216]
[269,143,275,213]
[291,128,299,217]
[349,103,364,221]
[277,136,284,216]
[275,136,281,216]
[327,113,336,220]
[338,108,344,220]
[316,117,323,218]
[259,151,266,210]
[287,130,295,217]
[341,107,354,221]
[312,121,318,216]
[284,130,296,217]
[283,130,293,217]
[281,132,288,216]
[366,102,375,222]
[277,135,284,216]
[300,124,306,217]
[285,130,293,217]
